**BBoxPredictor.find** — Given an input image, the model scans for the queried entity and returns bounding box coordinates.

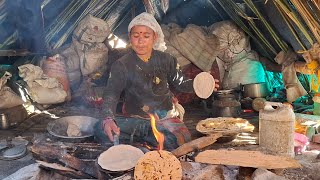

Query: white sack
[0,72,24,109]
[73,14,110,44]
[73,38,108,76]
[18,64,67,105]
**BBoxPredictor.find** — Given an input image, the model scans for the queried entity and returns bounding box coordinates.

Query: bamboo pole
[244,0,289,52]
[274,0,314,45]
[291,0,320,43]
[216,0,276,59]
[273,1,307,51]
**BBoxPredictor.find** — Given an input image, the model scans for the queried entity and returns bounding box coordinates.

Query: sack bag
[222,52,266,89]
[73,38,108,76]
[73,14,110,44]
[27,83,67,105]
[209,20,250,63]
[0,72,24,109]
[18,64,67,105]
[170,24,219,71]
[60,43,80,72]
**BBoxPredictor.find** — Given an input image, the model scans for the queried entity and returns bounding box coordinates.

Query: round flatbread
[193,72,215,99]
[196,117,254,135]
[67,123,81,137]
[134,150,182,180]
[98,144,144,171]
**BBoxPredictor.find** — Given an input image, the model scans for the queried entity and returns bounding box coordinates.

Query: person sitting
[94,12,219,150]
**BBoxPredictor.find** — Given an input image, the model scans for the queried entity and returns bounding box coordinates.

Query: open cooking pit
[29,133,224,179]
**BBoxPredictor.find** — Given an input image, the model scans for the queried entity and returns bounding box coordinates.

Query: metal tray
[47,116,99,140]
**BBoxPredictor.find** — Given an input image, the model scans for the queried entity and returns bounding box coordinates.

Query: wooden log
[195,150,301,169]
[171,133,222,157]
[37,160,92,179]
[30,143,97,178]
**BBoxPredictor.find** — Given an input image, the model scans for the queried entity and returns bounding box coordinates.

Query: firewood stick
[30,144,97,178]
[171,133,222,157]
[37,160,92,179]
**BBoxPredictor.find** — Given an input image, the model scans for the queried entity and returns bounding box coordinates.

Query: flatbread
[134,150,182,180]
[66,123,81,137]
[98,145,144,171]
[196,117,254,135]
[193,72,215,99]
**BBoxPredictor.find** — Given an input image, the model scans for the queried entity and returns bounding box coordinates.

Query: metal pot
[202,89,242,117]
[241,83,269,98]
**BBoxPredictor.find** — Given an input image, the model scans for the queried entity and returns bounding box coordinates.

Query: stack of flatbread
[196,117,254,135]
[134,150,182,180]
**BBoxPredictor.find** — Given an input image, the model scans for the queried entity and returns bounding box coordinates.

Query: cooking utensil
[203,89,242,117]
[47,116,99,142]
[241,82,269,98]
[0,113,9,130]
[0,137,28,160]
[113,134,119,146]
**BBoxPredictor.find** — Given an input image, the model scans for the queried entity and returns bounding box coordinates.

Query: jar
[259,102,295,157]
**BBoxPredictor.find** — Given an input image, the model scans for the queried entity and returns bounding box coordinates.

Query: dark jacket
[102,49,194,118]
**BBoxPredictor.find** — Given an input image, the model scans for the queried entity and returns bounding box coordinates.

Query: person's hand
[102,117,120,142]
[213,79,220,91]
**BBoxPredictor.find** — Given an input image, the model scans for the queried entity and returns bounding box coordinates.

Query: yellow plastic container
[259,102,295,157]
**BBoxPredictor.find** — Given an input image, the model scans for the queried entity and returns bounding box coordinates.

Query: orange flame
[149,113,164,150]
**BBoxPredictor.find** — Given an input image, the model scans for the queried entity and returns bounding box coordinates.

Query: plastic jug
[259,102,295,157]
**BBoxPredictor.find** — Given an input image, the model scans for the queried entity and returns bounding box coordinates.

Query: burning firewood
[134,150,182,180]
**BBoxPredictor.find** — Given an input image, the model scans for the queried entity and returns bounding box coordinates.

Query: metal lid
[0,138,28,160]
[1,144,27,160]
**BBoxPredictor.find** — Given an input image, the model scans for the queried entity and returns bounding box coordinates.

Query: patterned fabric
[128,12,166,52]
[158,117,191,146]
[94,115,191,150]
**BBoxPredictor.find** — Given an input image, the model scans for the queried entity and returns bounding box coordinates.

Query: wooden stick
[195,150,301,169]
[171,133,222,157]
[30,144,97,178]
[37,160,92,179]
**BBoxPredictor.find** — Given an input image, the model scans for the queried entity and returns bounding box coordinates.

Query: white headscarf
[128,12,167,52]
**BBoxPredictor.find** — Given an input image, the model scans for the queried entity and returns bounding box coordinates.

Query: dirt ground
[0,101,320,179]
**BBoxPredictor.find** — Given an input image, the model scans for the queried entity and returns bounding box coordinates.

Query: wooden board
[195,150,301,169]
[171,133,222,157]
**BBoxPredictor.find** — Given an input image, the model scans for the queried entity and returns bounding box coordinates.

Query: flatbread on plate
[193,72,215,99]
[98,144,144,171]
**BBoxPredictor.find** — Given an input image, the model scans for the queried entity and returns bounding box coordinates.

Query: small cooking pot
[241,82,269,98]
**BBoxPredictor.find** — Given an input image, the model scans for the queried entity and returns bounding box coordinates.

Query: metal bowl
[47,116,99,141]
